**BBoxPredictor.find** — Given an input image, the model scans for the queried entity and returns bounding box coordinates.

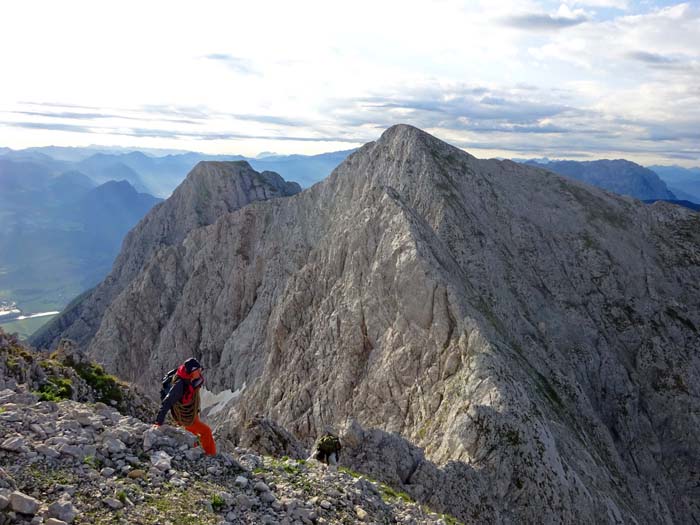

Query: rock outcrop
[0,330,154,422]
[237,415,308,460]
[36,125,700,523]
[31,161,301,351]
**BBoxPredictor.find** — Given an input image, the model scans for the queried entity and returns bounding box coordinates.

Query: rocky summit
[34,125,700,523]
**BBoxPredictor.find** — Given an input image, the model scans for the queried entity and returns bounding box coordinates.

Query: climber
[153,357,217,456]
[312,431,342,465]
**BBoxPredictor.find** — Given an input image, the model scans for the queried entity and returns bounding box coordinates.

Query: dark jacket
[156,378,187,425]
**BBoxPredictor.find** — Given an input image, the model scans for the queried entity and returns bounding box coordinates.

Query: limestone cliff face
[39,126,700,524]
[30,161,301,351]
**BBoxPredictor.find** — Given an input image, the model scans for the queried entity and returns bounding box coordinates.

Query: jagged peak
[185,160,255,183]
[191,159,253,171]
[374,124,452,154]
[328,124,476,200]
[365,125,476,173]
[377,123,428,141]
[183,160,300,197]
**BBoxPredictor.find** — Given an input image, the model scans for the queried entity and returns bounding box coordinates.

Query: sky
[0,0,698,165]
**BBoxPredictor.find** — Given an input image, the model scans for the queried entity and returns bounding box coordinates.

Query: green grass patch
[37,377,73,402]
[116,490,128,505]
[6,356,20,372]
[84,455,103,470]
[38,359,63,371]
[379,483,414,504]
[337,464,465,524]
[440,512,464,525]
[24,464,77,487]
[283,463,301,475]
[3,341,35,363]
[338,466,362,478]
[210,493,225,511]
[143,481,221,525]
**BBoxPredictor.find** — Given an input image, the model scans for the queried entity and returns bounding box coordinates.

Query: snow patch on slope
[200,383,246,416]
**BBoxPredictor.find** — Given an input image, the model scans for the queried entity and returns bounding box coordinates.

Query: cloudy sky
[1,0,698,164]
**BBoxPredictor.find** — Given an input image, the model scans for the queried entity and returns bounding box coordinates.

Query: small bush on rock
[210,493,225,511]
[72,362,123,406]
[37,377,73,401]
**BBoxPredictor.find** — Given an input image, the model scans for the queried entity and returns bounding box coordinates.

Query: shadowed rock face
[37,125,700,523]
[30,161,301,351]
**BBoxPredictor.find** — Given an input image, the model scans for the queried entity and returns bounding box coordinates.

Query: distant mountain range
[1,146,354,197]
[648,165,700,203]
[525,159,676,201]
[1,144,698,338]
[248,150,354,188]
[0,156,161,316]
[6,145,696,202]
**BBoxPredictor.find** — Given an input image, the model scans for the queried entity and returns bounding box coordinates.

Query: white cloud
[563,0,629,9]
[0,0,697,165]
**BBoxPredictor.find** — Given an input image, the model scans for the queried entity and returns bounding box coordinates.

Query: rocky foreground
[0,330,460,525]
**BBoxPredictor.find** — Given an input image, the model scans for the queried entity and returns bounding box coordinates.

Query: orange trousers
[185,417,217,455]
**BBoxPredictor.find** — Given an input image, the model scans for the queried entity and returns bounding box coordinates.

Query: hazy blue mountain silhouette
[649,165,700,204]
[0,170,161,317]
[526,159,675,200]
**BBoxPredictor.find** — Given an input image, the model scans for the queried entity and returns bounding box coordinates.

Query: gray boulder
[237,415,307,459]
[9,491,41,515]
[0,435,27,452]
[47,496,78,523]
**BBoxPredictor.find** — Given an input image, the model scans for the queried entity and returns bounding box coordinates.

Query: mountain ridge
[526,158,675,200]
[650,165,700,203]
[30,125,700,523]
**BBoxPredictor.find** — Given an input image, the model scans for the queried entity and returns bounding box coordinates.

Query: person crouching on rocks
[312,431,341,466]
[153,357,217,456]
